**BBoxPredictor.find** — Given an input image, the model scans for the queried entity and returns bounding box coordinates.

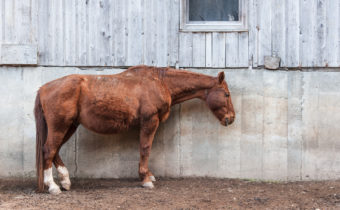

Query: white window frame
[180,0,248,32]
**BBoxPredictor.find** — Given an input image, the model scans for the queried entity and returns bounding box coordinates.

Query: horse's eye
[225,93,230,97]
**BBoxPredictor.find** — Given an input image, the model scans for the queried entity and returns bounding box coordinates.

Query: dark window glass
[189,0,239,21]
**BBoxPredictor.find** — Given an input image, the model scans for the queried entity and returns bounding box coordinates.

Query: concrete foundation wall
[1,67,340,181]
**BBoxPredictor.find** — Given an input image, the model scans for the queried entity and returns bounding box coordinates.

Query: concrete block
[22,67,43,176]
[76,125,140,178]
[1,66,340,181]
[287,72,303,180]
[0,67,24,176]
[1,44,37,65]
[217,95,242,178]
[240,134,263,179]
[263,70,288,98]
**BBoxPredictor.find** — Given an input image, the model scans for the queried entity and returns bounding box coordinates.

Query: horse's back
[77,73,171,133]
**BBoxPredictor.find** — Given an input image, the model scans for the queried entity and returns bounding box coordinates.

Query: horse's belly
[79,104,138,134]
[80,118,130,134]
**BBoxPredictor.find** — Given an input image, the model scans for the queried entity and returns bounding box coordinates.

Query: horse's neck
[163,69,216,105]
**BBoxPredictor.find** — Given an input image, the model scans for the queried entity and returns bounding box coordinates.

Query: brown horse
[34,65,235,194]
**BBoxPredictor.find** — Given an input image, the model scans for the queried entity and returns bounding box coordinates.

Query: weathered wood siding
[0,0,339,67]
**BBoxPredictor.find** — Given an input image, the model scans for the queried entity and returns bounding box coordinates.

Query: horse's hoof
[142,181,154,189]
[49,186,62,195]
[149,176,156,182]
[61,180,71,191]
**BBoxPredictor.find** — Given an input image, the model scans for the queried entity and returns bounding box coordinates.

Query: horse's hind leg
[53,124,78,191]
[43,130,68,195]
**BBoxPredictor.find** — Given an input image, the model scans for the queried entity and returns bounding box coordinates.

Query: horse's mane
[125,65,211,81]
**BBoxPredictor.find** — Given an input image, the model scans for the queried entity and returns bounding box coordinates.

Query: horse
[34,65,235,194]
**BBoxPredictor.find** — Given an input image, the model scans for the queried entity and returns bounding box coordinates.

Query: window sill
[179,25,249,33]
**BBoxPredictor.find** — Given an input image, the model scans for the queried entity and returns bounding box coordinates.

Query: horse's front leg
[139,115,159,188]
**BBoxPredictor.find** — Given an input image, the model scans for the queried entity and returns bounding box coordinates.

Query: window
[180,0,247,32]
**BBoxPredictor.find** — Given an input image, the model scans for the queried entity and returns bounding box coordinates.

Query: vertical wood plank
[337,1,340,67]
[16,0,32,44]
[300,0,316,67]
[53,0,64,65]
[64,0,71,65]
[192,33,205,67]
[97,0,112,66]
[168,0,180,66]
[78,0,87,65]
[109,0,115,66]
[156,0,168,67]
[47,0,55,64]
[0,0,2,42]
[4,0,15,43]
[62,0,66,64]
[87,0,96,65]
[238,32,249,67]
[69,0,76,65]
[85,0,89,65]
[315,0,326,67]
[114,0,127,66]
[205,33,212,67]
[37,0,47,64]
[271,0,286,66]
[74,0,79,65]
[127,0,143,66]
[0,1,4,63]
[248,0,258,67]
[225,33,238,67]
[143,0,156,65]
[179,32,193,67]
[212,32,225,68]
[257,0,271,66]
[286,0,300,67]
[14,0,21,43]
[31,0,38,45]
[0,1,5,63]
[326,0,340,67]
[168,0,180,67]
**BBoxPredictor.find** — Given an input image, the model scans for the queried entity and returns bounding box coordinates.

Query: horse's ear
[218,71,225,84]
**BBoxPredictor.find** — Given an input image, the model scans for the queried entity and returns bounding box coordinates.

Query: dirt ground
[1,178,340,209]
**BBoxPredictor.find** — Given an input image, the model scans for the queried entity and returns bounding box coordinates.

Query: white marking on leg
[142,182,154,189]
[44,168,61,195]
[149,175,156,182]
[57,166,71,191]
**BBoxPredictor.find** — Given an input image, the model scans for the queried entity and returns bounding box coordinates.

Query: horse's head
[206,72,235,126]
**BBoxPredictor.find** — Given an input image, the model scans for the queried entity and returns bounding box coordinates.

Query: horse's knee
[43,145,56,160]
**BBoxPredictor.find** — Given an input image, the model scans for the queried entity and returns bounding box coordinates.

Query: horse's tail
[34,91,47,192]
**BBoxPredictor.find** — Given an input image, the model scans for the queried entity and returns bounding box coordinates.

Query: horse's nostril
[225,118,229,126]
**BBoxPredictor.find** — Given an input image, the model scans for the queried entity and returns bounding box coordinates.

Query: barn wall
[1,66,340,181]
[0,0,340,180]
[0,0,339,68]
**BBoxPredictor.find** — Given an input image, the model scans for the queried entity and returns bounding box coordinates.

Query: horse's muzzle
[224,116,235,126]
